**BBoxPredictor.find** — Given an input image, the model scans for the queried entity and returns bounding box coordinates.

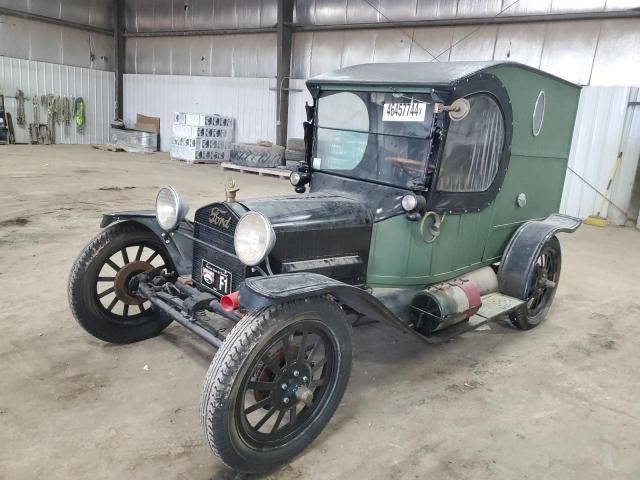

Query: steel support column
[276,0,294,150]
[114,0,125,121]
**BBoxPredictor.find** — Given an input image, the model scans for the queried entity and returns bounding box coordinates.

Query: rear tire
[68,222,174,344]
[201,297,352,474]
[509,236,562,330]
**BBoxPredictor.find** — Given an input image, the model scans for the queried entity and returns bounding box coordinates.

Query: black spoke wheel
[509,236,562,330]
[68,222,175,343]
[201,298,352,474]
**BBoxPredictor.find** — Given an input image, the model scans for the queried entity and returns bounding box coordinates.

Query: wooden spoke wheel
[68,223,174,343]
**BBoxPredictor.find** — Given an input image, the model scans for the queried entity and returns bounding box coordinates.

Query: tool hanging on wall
[0,94,10,144]
[61,97,72,128]
[74,97,86,134]
[16,89,26,128]
[46,94,56,144]
[32,96,40,124]
[29,97,40,144]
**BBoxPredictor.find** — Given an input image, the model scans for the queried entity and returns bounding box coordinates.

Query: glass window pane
[317,91,370,131]
[437,95,505,192]
[314,90,434,189]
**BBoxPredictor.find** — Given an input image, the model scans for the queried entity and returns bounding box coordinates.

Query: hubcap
[113,260,154,305]
[527,246,558,315]
[236,322,335,448]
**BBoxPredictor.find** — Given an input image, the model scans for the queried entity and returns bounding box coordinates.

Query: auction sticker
[383,102,427,122]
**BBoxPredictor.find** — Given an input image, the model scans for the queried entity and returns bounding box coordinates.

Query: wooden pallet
[172,157,224,165]
[220,162,291,179]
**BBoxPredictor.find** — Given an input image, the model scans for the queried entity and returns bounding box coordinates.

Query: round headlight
[234,212,276,266]
[156,187,189,231]
[401,194,418,212]
[290,171,302,186]
[401,193,426,213]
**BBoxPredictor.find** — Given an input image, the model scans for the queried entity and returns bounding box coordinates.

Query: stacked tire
[285,137,305,163]
[230,142,285,168]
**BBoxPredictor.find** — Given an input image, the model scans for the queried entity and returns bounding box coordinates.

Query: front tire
[68,222,174,344]
[201,297,352,474]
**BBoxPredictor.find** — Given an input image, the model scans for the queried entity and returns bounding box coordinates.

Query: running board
[419,293,524,344]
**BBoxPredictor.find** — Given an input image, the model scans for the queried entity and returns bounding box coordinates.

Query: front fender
[238,272,419,338]
[101,210,193,276]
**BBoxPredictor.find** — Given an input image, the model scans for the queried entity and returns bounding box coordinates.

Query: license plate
[201,259,232,295]
[382,102,427,122]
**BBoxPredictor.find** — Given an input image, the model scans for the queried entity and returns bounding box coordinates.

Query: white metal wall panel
[560,87,631,221]
[590,19,640,86]
[123,74,277,152]
[0,15,115,71]
[126,34,277,77]
[493,23,546,67]
[409,27,454,62]
[539,20,601,85]
[124,0,277,32]
[296,0,637,25]
[609,88,640,225]
[288,17,640,85]
[0,0,113,29]
[0,56,115,145]
[287,78,313,140]
[449,25,499,61]
[372,30,412,63]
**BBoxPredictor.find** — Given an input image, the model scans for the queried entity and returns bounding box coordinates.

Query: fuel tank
[410,267,498,335]
[241,193,373,285]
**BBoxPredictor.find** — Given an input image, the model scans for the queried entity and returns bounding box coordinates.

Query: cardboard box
[135,114,161,134]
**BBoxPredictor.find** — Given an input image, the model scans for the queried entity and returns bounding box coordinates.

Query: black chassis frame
[100,209,580,348]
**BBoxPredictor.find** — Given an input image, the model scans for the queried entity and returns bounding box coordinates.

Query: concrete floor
[1,145,639,480]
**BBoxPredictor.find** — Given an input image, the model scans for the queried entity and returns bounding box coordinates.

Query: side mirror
[435,98,471,122]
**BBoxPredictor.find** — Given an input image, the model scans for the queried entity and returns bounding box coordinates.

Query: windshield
[314,90,434,189]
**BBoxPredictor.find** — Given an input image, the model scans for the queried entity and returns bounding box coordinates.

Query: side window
[437,94,505,192]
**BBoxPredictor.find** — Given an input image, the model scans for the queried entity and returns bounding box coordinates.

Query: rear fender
[238,272,412,335]
[498,213,581,300]
[100,211,193,276]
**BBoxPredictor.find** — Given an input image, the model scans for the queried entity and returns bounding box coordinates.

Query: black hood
[241,193,372,231]
[241,193,373,285]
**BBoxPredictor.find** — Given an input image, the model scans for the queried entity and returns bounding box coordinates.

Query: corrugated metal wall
[560,87,640,225]
[0,56,115,144]
[124,0,277,31]
[122,0,636,31]
[122,0,640,87]
[290,18,640,85]
[125,34,277,77]
[296,0,637,24]
[123,74,277,151]
[0,0,114,29]
[0,0,114,71]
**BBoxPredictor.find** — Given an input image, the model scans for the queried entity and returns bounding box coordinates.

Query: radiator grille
[192,203,247,294]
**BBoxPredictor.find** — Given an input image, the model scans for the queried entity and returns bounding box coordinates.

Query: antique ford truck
[69,61,581,473]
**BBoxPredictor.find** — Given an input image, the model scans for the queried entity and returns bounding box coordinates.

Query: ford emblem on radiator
[209,207,232,229]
